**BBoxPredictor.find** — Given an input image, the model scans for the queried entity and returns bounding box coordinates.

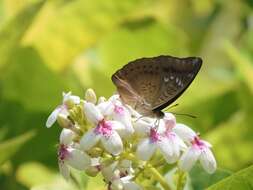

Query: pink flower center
[192,136,205,149]
[150,128,161,143]
[58,144,70,161]
[95,119,113,137]
[165,119,176,130]
[114,105,124,115]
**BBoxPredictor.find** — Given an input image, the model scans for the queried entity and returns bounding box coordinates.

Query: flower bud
[88,147,103,157]
[57,114,72,129]
[98,96,106,104]
[85,158,101,177]
[85,88,97,104]
[85,166,100,177]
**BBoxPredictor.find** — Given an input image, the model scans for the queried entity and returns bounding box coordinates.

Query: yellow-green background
[0,0,252,189]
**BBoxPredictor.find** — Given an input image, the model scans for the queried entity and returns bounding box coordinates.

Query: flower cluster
[46,89,216,189]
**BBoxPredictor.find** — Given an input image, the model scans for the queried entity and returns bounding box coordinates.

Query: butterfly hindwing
[112,58,161,106]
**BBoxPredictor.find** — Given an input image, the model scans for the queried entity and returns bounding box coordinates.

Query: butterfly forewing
[111,55,202,116]
[152,56,202,111]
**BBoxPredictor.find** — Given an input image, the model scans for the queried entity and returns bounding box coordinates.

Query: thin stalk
[176,169,185,190]
[147,165,172,190]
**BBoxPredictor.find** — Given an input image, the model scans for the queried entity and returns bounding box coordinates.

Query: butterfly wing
[112,58,162,115]
[151,56,202,112]
[111,55,202,115]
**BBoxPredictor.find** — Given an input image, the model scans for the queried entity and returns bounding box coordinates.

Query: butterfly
[111,55,202,118]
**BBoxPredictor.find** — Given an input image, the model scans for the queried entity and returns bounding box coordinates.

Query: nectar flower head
[80,101,125,155]
[58,129,91,180]
[46,91,80,128]
[179,135,216,174]
[46,89,217,188]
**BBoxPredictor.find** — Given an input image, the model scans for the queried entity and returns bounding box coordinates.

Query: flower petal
[173,123,197,143]
[85,88,97,104]
[112,105,134,136]
[46,107,61,128]
[133,119,152,137]
[69,95,81,104]
[119,160,134,175]
[107,121,126,137]
[111,178,124,190]
[62,91,71,101]
[63,91,80,104]
[60,129,75,145]
[97,101,114,116]
[98,96,107,104]
[83,102,103,125]
[59,161,70,180]
[164,112,176,129]
[123,181,141,190]
[201,140,212,148]
[80,129,100,151]
[101,161,119,182]
[101,131,123,155]
[179,147,201,172]
[158,137,180,164]
[136,138,156,161]
[65,148,91,170]
[200,148,217,174]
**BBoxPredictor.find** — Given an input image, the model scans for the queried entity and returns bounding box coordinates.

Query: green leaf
[23,0,160,71]
[205,112,253,171]
[0,0,46,68]
[207,165,253,190]
[223,41,253,93]
[0,130,35,166]
[98,21,188,77]
[16,162,56,188]
[0,47,66,112]
[189,164,232,190]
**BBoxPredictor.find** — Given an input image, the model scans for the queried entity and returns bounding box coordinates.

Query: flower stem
[176,169,186,190]
[147,165,172,190]
[122,153,172,190]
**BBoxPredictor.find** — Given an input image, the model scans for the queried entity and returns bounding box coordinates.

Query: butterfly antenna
[164,103,179,112]
[170,112,197,119]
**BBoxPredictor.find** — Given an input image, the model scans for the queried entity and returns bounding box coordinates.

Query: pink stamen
[150,128,160,143]
[192,136,205,149]
[95,119,113,137]
[165,119,176,131]
[58,144,70,161]
[114,105,124,115]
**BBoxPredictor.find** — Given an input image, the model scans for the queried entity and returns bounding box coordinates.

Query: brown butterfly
[111,55,202,118]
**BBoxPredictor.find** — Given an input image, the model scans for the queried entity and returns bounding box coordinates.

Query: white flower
[58,129,91,180]
[136,127,172,162]
[133,117,154,137]
[98,96,134,137]
[179,136,216,174]
[85,157,102,177]
[158,113,186,163]
[46,92,80,128]
[101,162,141,190]
[111,175,142,190]
[136,114,186,163]
[173,123,197,144]
[118,160,135,176]
[80,102,124,155]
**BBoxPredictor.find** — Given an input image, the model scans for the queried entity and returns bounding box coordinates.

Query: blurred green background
[0,0,253,190]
